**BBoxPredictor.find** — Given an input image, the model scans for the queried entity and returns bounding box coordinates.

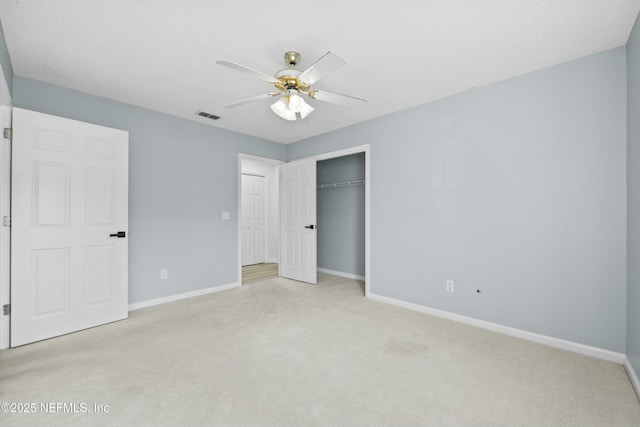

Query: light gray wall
[288,48,627,352]
[12,76,286,304]
[317,153,365,276]
[627,15,640,375]
[0,19,12,96]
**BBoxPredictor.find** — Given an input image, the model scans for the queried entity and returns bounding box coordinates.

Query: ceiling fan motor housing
[273,69,310,94]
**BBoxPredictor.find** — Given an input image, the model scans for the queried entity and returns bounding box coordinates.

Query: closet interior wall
[317,153,366,279]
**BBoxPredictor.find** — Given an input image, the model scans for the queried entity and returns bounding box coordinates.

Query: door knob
[109,231,126,238]
[304,225,315,230]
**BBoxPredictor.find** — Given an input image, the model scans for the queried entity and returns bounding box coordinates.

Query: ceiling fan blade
[217,60,277,83]
[299,51,346,85]
[224,93,279,108]
[310,90,367,108]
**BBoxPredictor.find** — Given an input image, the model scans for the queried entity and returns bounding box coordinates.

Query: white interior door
[280,158,317,284]
[241,174,265,266]
[11,108,129,347]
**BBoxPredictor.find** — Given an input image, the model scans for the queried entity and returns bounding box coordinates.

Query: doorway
[316,144,372,297]
[238,155,282,285]
[317,152,366,281]
[237,145,370,295]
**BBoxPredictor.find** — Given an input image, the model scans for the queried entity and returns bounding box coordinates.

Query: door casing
[0,62,11,349]
[0,105,11,350]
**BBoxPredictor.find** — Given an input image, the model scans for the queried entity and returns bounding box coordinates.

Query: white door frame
[0,65,12,349]
[313,144,370,297]
[237,154,283,283]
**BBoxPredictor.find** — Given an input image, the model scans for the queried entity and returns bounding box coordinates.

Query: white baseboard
[367,292,625,364]
[129,282,240,311]
[624,356,640,399]
[317,268,365,281]
[267,258,279,264]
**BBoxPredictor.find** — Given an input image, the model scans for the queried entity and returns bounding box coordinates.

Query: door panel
[252,177,265,262]
[241,174,266,266]
[33,248,70,316]
[280,159,317,284]
[34,161,69,226]
[11,108,129,347]
[85,244,116,305]
[86,167,116,225]
[241,175,253,263]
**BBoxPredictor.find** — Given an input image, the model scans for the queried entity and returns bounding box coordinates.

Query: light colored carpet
[1,273,639,427]
[242,263,279,284]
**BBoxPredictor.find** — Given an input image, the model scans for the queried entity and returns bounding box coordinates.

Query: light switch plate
[222,211,230,220]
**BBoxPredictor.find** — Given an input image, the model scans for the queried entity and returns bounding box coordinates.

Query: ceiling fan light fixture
[288,93,303,112]
[299,101,314,119]
[270,96,287,114]
[270,94,313,121]
[282,108,296,121]
[271,96,297,121]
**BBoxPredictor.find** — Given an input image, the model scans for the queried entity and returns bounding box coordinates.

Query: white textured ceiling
[1,1,639,144]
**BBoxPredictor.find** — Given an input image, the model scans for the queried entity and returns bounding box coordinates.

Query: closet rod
[317,180,365,189]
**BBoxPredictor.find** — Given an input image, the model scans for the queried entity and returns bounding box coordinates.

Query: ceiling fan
[216,51,366,121]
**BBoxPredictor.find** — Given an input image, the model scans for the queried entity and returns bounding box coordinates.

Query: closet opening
[315,144,370,296]
[316,153,366,292]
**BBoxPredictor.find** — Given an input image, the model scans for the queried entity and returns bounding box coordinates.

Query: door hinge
[2,304,9,315]
[3,128,11,140]
[2,216,9,227]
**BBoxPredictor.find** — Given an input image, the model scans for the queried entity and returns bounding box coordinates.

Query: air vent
[196,111,220,120]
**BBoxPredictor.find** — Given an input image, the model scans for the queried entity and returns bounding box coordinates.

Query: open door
[11,108,129,346]
[280,158,317,284]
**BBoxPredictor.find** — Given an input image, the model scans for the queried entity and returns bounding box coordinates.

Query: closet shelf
[317,180,365,189]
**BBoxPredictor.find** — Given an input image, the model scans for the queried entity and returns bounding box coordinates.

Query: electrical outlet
[160,269,168,280]
[446,280,454,292]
